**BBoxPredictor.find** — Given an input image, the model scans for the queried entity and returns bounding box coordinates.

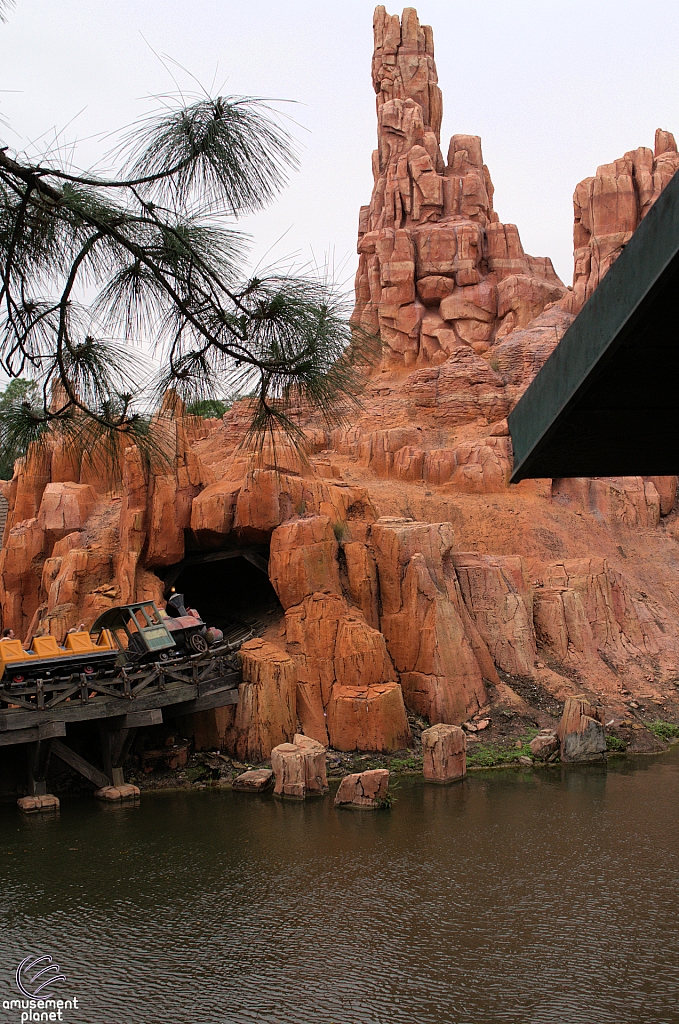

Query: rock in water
[271,734,329,798]
[557,696,606,762]
[271,743,305,798]
[334,768,390,808]
[232,769,274,793]
[422,723,466,783]
[529,730,559,760]
[293,734,329,795]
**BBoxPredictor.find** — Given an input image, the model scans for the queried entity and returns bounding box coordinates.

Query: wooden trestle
[0,645,240,795]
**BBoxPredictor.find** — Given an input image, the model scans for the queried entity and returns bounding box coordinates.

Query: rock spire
[354,6,566,367]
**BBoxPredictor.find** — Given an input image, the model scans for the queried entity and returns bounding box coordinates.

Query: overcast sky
[3,1,679,288]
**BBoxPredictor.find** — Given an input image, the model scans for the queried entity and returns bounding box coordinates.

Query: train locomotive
[0,594,226,689]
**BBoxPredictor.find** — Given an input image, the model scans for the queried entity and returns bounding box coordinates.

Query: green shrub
[647,720,679,741]
[388,756,420,772]
[466,734,536,768]
[606,734,627,751]
[186,398,229,419]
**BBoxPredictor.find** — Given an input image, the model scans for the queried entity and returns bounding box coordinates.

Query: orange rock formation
[2,7,679,758]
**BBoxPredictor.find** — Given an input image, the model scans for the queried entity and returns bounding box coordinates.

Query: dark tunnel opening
[164,551,283,642]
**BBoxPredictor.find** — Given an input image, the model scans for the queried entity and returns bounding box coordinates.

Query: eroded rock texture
[2,7,679,757]
[334,768,390,808]
[354,6,566,366]
[422,723,466,783]
[565,128,679,314]
[557,696,607,763]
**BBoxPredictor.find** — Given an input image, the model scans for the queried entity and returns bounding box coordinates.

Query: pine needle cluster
[0,55,376,472]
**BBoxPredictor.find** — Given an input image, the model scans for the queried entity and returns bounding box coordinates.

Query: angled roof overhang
[508,167,679,482]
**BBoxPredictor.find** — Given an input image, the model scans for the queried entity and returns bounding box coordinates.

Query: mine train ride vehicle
[0,594,227,688]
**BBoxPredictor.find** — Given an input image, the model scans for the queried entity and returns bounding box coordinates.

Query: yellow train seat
[32,636,63,657]
[95,628,115,651]
[64,631,96,653]
[0,639,28,665]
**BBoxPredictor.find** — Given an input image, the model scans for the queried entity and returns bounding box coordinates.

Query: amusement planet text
[3,997,79,1022]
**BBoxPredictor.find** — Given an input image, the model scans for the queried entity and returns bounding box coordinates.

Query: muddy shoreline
[3,693,678,803]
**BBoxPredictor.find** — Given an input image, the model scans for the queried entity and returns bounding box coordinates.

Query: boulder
[565,131,679,314]
[343,540,380,629]
[530,557,679,691]
[179,639,297,759]
[232,768,275,793]
[189,479,240,540]
[141,744,189,773]
[453,553,535,676]
[529,730,559,760]
[422,723,466,783]
[293,733,329,795]
[0,517,46,637]
[295,680,330,747]
[493,306,575,393]
[557,696,606,763]
[403,350,509,425]
[496,274,565,330]
[271,742,305,798]
[334,768,390,809]
[225,639,297,761]
[144,472,191,566]
[643,475,677,516]
[326,682,411,753]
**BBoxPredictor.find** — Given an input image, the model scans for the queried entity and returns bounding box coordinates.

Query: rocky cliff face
[2,5,679,757]
[566,128,679,314]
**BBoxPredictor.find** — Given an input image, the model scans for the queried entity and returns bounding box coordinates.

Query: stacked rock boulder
[271,734,329,799]
[422,723,466,783]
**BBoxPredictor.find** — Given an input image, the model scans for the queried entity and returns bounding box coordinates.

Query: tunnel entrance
[162,548,282,644]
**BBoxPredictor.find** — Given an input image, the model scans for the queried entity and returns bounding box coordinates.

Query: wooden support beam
[27,737,54,796]
[167,685,239,718]
[103,709,163,730]
[0,678,224,731]
[100,726,135,773]
[0,721,66,747]
[51,739,111,789]
[101,706,165,786]
[111,729,136,769]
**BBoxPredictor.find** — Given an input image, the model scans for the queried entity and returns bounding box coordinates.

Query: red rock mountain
[2,5,679,757]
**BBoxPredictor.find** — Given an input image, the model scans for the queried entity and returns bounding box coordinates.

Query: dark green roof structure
[508,167,679,482]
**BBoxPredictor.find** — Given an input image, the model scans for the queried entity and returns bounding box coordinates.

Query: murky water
[1,750,679,1024]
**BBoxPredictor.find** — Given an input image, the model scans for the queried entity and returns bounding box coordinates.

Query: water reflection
[1,750,678,1023]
